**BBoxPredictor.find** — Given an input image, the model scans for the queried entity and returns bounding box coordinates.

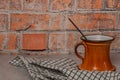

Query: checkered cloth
[9,55,120,80]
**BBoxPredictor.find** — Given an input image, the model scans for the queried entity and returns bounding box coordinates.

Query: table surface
[0,53,120,80]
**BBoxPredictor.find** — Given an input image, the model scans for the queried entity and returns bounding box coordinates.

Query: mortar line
[116,11,119,29]
[21,0,24,11]
[8,12,11,31]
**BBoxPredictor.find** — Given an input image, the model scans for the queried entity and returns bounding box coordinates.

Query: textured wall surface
[0,0,120,54]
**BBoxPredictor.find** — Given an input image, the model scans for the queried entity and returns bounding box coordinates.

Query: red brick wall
[0,0,120,54]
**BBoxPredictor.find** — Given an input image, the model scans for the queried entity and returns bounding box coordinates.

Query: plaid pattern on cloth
[9,55,120,80]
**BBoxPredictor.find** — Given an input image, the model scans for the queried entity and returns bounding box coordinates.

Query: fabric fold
[10,56,120,80]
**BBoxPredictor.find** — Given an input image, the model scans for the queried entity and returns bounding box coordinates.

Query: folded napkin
[10,56,120,80]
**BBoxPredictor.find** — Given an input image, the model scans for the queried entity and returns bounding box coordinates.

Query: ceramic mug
[75,34,115,71]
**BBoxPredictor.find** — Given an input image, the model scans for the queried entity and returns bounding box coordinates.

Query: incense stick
[68,18,87,40]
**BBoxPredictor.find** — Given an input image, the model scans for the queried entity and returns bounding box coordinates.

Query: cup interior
[82,35,114,41]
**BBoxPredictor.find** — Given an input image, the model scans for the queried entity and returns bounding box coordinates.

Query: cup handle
[75,43,84,61]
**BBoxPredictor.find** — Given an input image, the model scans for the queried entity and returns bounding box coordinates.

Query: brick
[50,0,74,11]
[0,34,6,50]
[67,13,88,30]
[11,14,50,31]
[23,0,48,12]
[96,13,116,30]
[10,14,32,30]
[6,33,17,50]
[0,14,8,31]
[10,0,22,10]
[76,0,102,9]
[31,14,50,30]
[101,31,118,37]
[66,32,81,49]
[66,32,75,50]
[66,32,82,53]
[49,32,65,51]
[22,33,47,50]
[0,0,21,10]
[113,39,120,49]
[67,13,116,30]
[111,33,120,49]
[50,14,64,30]
[0,0,9,10]
[101,31,120,49]
[106,0,120,9]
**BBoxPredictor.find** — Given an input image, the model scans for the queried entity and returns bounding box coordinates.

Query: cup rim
[81,34,115,42]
